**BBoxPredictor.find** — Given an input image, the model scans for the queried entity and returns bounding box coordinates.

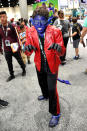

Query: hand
[25,45,37,52]
[80,39,85,48]
[48,43,61,53]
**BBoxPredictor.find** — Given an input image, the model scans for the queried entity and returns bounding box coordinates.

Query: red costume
[25,25,65,73]
[25,24,65,116]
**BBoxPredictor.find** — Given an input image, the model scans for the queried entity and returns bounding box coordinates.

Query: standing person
[24,7,65,127]
[0,11,26,82]
[19,24,27,65]
[29,16,33,27]
[51,9,58,25]
[80,16,87,73]
[70,17,83,60]
[20,19,31,64]
[54,10,70,65]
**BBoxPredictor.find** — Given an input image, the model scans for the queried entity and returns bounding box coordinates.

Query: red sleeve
[54,28,65,56]
[25,27,33,56]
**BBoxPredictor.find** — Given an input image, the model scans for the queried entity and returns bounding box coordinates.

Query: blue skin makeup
[33,15,48,38]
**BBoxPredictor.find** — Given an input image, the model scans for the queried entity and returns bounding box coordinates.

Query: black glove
[48,43,61,52]
[24,45,37,52]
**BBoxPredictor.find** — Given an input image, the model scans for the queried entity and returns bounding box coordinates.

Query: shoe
[61,61,66,65]
[22,70,26,76]
[38,95,48,101]
[6,75,15,82]
[73,55,79,60]
[0,99,9,107]
[49,114,61,127]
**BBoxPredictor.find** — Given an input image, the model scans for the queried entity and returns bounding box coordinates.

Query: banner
[33,0,58,10]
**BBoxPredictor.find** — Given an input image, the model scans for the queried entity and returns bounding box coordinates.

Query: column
[19,0,28,19]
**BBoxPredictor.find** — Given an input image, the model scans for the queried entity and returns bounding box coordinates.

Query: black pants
[5,51,25,76]
[60,37,69,61]
[36,70,60,115]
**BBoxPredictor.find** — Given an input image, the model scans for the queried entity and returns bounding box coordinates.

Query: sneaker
[73,55,79,60]
[0,99,9,107]
[6,75,15,82]
[22,70,26,76]
[38,95,48,101]
[49,114,61,127]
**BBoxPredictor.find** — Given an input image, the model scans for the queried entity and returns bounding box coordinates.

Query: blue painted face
[33,15,48,35]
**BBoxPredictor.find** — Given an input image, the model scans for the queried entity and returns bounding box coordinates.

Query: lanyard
[2,23,8,37]
[39,34,47,62]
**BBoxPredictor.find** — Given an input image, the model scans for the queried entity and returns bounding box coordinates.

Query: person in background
[51,9,58,25]
[70,17,83,60]
[80,16,87,73]
[54,10,70,65]
[0,11,26,82]
[20,19,31,64]
[24,7,65,127]
[42,2,47,9]
[29,16,33,27]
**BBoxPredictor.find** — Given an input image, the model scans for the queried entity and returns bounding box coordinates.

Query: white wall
[0,5,33,21]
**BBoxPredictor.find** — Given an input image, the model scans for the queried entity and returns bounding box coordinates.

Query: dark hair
[32,7,49,20]
[24,19,28,25]
[72,17,77,23]
[49,3,53,7]
[0,11,7,15]
[16,21,20,26]
[58,10,64,18]
[20,24,24,30]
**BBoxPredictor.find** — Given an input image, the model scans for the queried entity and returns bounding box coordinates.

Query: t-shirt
[39,35,50,73]
[83,17,87,27]
[53,19,70,38]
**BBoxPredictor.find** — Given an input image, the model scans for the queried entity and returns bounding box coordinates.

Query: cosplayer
[24,7,65,127]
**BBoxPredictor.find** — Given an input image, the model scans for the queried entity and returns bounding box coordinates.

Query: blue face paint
[33,15,48,37]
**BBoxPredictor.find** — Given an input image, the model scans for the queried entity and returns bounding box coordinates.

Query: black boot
[6,75,15,82]
[22,69,26,76]
[0,99,9,107]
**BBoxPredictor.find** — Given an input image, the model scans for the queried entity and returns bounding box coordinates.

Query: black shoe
[38,95,48,101]
[22,70,26,76]
[6,75,15,82]
[73,55,80,60]
[0,99,9,107]
[61,61,66,65]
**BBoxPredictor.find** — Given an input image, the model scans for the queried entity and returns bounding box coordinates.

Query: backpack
[74,23,83,37]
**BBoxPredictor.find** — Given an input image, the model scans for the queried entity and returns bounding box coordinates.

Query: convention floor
[0,42,87,131]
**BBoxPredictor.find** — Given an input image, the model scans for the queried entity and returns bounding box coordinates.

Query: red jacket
[25,25,65,74]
